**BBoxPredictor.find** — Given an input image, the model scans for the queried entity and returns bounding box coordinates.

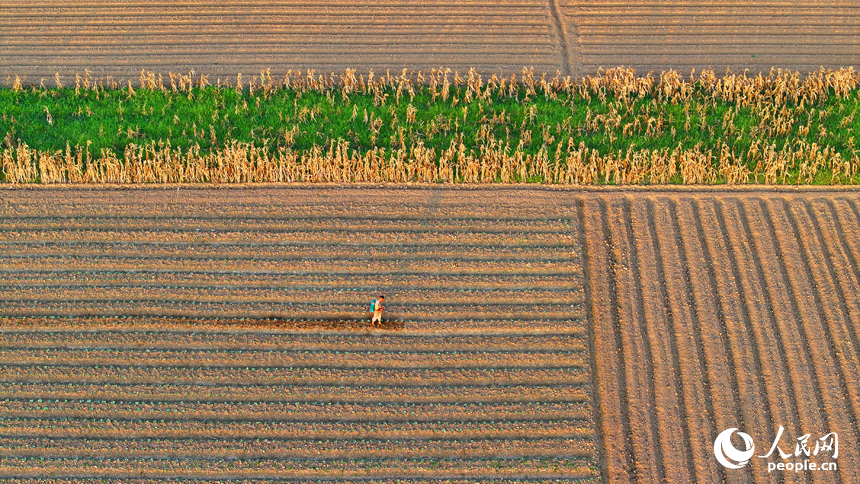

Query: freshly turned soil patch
[209,314,407,331]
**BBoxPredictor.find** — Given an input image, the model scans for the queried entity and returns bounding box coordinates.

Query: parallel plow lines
[581,192,860,483]
[6,186,860,481]
[0,0,563,79]
[0,187,593,481]
[4,0,859,82]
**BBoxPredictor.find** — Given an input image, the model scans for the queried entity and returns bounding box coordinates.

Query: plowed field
[0,186,595,482]
[581,190,860,483]
[2,1,859,82]
[2,186,860,482]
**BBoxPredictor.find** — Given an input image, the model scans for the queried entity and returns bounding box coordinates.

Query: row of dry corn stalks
[5,66,860,184]
[2,137,855,185]
[14,66,858,108]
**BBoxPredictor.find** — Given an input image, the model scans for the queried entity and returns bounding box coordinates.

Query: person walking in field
[371,295,385,326]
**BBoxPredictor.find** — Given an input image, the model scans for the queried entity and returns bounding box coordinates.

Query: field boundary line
[4,184,860,193]
[547,0,571,76]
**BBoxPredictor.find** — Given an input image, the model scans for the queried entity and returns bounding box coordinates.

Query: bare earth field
[2,1,859,83]
[0,186,595,482]
[581,189,860,483]
[1,186,859,482]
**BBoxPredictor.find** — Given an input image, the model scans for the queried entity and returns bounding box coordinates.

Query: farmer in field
[371,295,385,326]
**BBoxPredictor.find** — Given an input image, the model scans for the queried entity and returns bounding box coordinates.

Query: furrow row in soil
[569,5,858,14]
[577,25,860,34]
[5,37,556,48]
[2,53,559,64]
[0,455,597,480]
[0,288,577,305]
[580,45,860,56]
[0,365,589,387]
[0,259,578,275]
[0,316,589,334]
[0,17,551,27]
[672,198,757,484]
[578,53,855,62]
[0,272,579,288]
[3,46,561,57]
[0,243,573,260]
[1,253,574,265]
[0,348,589,369]
[0,287,577,304]
[0,230,575,246]
[7,0,546,5]
[628,198,697,483]
[0,309,581,326]
[3,29,552,38]
[0,218,574,232]
[0,331,584,352]
[1,9,551,18]
[0,436,595,460]
[579,36,860,45]
[0,417,593,441]
[0,382,590,404]
[0,294,583,312]
[0,400,591,422]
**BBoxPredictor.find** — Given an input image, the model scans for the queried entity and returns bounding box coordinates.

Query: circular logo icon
[714,428,755,469]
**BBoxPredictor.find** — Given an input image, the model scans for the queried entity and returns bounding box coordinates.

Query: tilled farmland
[581,190,860,483]
[2,186,860,483]
[2,1,858,82]
[0,186,595,482]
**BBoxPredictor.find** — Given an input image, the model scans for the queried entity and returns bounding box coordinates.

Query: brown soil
[0,185,592,481]
[3,1,858,83]
[580,190,860,484]
[4,185,860,482]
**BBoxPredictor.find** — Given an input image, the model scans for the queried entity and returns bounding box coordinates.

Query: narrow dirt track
[580,189,860,484]
[3,0,859,83]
